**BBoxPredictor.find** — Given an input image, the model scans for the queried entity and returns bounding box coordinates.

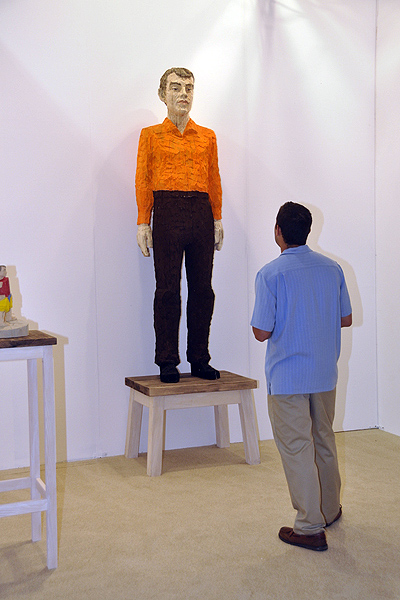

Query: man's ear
[158,89,165,104]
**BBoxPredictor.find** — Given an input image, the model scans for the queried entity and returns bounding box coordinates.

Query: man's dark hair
[276,202,312,246]
[158,67,194,99]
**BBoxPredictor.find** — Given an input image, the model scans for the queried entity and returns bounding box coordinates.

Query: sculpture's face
[162,73,194,118]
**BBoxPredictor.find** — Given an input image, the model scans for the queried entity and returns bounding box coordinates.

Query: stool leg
[214,404,230,448]
[27,358,41,542]
[125,390,143,458]
[147,399,164,476]
[42,346,58,569]
[239,390,260,465]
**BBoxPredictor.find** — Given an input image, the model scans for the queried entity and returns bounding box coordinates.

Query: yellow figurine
[0,265,15,325]
[0,265,29,338]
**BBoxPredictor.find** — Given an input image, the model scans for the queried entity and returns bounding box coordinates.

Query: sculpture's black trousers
[152,190,215,367]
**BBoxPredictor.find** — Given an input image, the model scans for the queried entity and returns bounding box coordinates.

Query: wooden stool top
[125,370,258,397]
[0,330,57,349]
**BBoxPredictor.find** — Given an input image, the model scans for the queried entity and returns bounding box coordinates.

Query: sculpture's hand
[214,220,224,251]
[137,224,153,257]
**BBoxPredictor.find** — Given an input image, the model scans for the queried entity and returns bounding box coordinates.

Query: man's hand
[252,327,272,342]
[341,314,352,327]
[214,220,224,251]
[137,224,153,257]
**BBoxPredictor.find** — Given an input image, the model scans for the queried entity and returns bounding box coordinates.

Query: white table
[125,371,260,476]
[0,330,58,569]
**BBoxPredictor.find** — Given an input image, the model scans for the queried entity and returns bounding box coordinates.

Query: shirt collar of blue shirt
[281,244,311,255]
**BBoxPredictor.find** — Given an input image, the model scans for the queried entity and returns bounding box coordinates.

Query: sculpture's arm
[135,129,154,226]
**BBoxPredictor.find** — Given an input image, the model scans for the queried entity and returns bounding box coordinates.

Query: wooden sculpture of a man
[135,68,223,383]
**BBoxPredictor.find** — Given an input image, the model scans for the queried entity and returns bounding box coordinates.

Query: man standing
[251,202,352,551]
[135,68,223,383]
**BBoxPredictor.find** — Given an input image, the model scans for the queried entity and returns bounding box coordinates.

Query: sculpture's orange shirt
[135,118,222,224]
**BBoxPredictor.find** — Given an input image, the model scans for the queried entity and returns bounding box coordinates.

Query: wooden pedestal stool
[125,370,260,476]
[0,331,58,569]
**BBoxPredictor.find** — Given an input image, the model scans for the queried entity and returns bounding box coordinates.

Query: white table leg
[238,390,260,465]
[147,400,164,476]
[125,390,143,459]
[42,346,58,569]
[214,404,230,448]
[27,358,41,542]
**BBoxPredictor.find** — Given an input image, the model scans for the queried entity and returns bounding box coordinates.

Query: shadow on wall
[93,110,158,377]
[307,203,360,431]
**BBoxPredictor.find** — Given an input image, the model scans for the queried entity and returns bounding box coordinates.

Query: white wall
[376,0,400,436]
[0,0,383,469]
[245,0,378,438]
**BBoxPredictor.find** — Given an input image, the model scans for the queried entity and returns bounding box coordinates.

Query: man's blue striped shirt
[251,245,352,395]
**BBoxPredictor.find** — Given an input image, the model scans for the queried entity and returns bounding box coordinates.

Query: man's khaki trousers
[268,389,341,534]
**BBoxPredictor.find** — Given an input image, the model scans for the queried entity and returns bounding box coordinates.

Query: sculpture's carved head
[158,67,194,119]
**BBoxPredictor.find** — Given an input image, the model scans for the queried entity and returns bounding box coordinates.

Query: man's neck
[280,243,300,253]
[167,113,190,134]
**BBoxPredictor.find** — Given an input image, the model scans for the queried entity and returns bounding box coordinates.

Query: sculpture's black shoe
[190,362,220,380]
[278,527,328,551]
[325,505,342,527]
[160,364,180,384]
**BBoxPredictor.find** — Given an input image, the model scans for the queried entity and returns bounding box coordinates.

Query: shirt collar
[162,117,198,136]
[281,245,311,255]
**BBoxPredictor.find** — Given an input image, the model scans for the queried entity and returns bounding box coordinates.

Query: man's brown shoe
[278,527,328,551]
[325,505,342,527]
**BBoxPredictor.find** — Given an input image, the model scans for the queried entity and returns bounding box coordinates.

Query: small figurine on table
[0,265,29,338]
[0,265,16,326]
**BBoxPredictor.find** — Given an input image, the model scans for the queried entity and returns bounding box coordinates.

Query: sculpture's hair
[158,67,194,99]
[276,202,312,246]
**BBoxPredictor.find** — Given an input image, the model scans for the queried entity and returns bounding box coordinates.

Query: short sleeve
[251,270,276,333]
